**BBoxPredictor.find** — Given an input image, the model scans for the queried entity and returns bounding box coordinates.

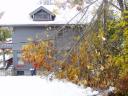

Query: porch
[0,42,13,49]
[0,42,33,76]
[0,42,13,75]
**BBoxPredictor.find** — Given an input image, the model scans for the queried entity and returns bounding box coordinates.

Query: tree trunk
[103,0,108,35]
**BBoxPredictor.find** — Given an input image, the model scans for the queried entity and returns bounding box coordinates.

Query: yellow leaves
[79,79,87,86]
[98,29,104,38]
[114,56,124,66]
[70,52,78,64]
[66,65,80,83]
[53,8,59,15]
[27,37,33,41]
[87,64,93,70]
[56,40,90,85]
[100,65,104,71]
[56,71,65,79]
[73,36,80,41]
[21,40,54,70]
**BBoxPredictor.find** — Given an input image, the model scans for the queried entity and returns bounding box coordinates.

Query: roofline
[0,24,85,27]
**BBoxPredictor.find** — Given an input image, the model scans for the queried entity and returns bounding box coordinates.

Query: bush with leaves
[113,10,128,95]
[21,9,128,95]
[0,27,11,41]
[22,40,55,71]
[116,76,128,95]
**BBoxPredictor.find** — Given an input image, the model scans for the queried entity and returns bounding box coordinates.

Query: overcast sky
[0,0,38,11]
[0,0,102,12]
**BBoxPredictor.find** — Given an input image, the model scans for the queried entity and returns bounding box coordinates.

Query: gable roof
[30,6,55,17]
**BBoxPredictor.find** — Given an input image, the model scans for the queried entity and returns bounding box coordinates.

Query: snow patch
[0,76,85,96]
[0,76,115,96]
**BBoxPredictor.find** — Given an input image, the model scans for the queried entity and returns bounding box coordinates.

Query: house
[0,4,84,75]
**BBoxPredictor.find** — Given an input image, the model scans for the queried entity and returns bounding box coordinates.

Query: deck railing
[0,43,13,49]
[0,68,14,76]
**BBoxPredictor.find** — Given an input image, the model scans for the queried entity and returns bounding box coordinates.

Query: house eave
[0,23,85,27]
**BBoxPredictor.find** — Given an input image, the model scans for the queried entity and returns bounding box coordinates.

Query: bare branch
[109,1,121,11]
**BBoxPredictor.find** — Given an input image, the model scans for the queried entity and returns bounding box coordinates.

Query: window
[17,71,24,75]
[30,6,56,21]
[17,52,24,65]
[33,9,51,21]
[57,32,63,37]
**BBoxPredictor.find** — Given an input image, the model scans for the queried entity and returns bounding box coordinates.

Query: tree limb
[117,0,124,11]
[109,1,121,11]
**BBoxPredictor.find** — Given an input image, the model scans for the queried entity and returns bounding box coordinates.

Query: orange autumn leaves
[22,41,54,70]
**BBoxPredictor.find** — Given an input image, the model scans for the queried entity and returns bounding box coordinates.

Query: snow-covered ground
[0,76,101,96]
[0,76,115,96]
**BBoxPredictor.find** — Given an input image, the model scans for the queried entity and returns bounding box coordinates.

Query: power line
[58,1,104,66]
[54,0,98,36]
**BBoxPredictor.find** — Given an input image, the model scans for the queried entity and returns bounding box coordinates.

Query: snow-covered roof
[0,4,85,26]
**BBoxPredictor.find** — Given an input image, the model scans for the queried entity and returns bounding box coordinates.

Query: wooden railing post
[2,49,6,66]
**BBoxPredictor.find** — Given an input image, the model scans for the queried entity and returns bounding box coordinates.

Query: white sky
[0,0,38,12]
[0,0,102,12]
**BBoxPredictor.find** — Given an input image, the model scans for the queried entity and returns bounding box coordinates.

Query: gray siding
[12,26,82,74]
[55,28,81,50]
[12,26,55,50]
[12,26,81,51]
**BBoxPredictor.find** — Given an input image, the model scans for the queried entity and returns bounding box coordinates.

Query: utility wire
[53,0,100,59]
[54,0,98,35]
[58,1,104,66]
